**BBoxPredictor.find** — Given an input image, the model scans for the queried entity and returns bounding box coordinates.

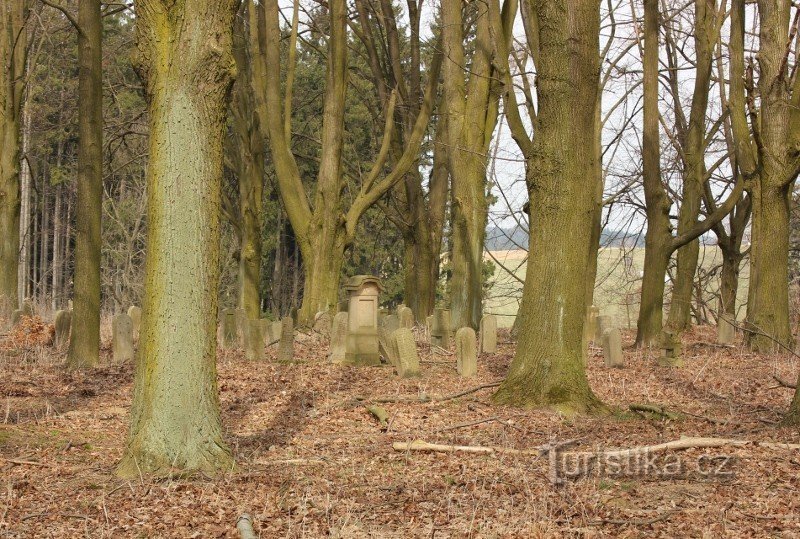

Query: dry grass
[1,323,799,537]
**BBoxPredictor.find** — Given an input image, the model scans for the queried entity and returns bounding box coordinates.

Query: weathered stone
[245,319,264,361]
[313,311,333,336]
[425,315,434,342]
[343,275,383,366]
[222,308,237,348]
[112,313,134,363]
[717,314,735,345]
[398,306,414,329]
[596,315,613,339]
[10,310,22,326]
[384,314,399,334]
[127,306,142,339]
[277,316,294,362]
[329,312,349,362]
[431,308,451,348]
[266,320,282,345]
[391,328,420,377]
[20,299,33,317]
[585,305,600,342]
[234,308,247,344]
[54,310,72,348]
[455,327,477,378]
[658,330,683,367]
[602,328,624,368]
[479,314,497,353]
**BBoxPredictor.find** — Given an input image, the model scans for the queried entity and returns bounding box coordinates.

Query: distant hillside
[485,226,645,251]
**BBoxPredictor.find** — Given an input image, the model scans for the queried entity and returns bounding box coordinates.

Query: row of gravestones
[218,308,293,362]
[52,305,142,364]
[426,308,498,354]
[586,306,624,368]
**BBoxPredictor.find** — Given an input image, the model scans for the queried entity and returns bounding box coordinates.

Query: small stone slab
[112,313,134,363]
[384,314,399,334]
[222,308,237,348]
[480,314,497,353]
[313,311,333,336]
[245,319,264,361]
[431,308,451,348]
[329,312,348,363]
[391,328,420,377]
[235,308,247,344]
[398,306,414,329]
[127,306,142,339]
[54,310,72,348]
[455,327,477,378]
[602,327,624,368]
[596,315,613,339]
[277,316,294,362]
[717,314,735,345]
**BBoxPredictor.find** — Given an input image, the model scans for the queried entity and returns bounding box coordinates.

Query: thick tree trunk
[718,246,741,319]
[746,183,793,352]
[298,227,347,324]
[494,0,604,413]
[118,0,237,478]
[67,0,103,370]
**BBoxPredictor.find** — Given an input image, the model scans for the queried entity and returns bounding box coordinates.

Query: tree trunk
[67,0,103,370]
[746,183,793,351]
[298,227,347,323]
[494,0,604,413]
[118,0,237,478]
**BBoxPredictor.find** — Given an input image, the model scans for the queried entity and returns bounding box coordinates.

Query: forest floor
[1,322,800,538]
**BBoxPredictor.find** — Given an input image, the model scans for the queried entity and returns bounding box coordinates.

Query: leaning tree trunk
[494,0,604,413]
[67,0,103,370]
[118,0,237,478]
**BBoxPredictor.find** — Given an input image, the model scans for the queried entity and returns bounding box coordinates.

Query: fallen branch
[772,375,796,389]
[363,381,502,404]
[590,509,680,526]
[392,439,548,456]
[629,404,681,420]
[433,416,502,433]
[1,458,51,467]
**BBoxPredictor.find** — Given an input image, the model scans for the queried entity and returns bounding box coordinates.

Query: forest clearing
[2,324,800,537]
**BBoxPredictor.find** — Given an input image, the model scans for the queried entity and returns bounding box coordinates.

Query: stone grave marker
[54,310,72,348]
[596,315,613,339]
[112,313,134,363]
[480,314,497,353]
[398,306,414,329]
[602,328,624,368]
[717,313,735,345]
[658,329,683,367]
[329,312,349,362]
[222,308,237,348]
[455,327,477,378]
[391,328,420,377]
[586,305,600,342]
[235,308,247,344]
[343,275,383,366]
[313,311,333,336]
[245,319,264,361]
[11,310,22,326]
[127,306,142,339]
[431,308,451,348]
[21,299,33,317]
[277,316,294,362]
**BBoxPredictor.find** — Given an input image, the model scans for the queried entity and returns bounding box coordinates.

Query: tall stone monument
[343,275,383,366]
[717,313,735,345]
[222,308,237,348]
[112,313,134,363]
[431,308,451,348]
[245,319,264,361]
[602,327,624,368]
[398,306,414,329]
[391,328,420,377]
[480,314,497,353]
[455,327,477,377]
[329,312,349,362]
[127,306,142,339]
[54,310,72,348]
[277,316,294,362]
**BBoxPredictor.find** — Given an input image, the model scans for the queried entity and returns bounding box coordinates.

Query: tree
[117,0,238,477]
[0,0,29,314]
[493,0,604,412]
[250,0,440,326]
[728,0,800,352]
[65,0,103,369]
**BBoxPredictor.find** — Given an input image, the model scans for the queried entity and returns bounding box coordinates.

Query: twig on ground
[1,458,51,467]
[772,375,796,389]
[362,381,502,404]
[589,509,680,526]
[434,416,501,433]
[629,403,681,420]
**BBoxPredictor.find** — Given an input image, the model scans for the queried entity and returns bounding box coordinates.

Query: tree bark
[118,0,237,477]
[67,0,103,369]
[493,0,605,413]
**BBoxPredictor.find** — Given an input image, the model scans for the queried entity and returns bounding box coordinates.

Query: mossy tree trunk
[117,0,237,478]
[441,0,512,330]
[0,1,28,312]
[491,0,604,412]
[728,0,799,355]
[67,0,103,369]
[251,0,441,326]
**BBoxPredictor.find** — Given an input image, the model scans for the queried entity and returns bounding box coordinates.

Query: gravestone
[384,314,400,334]
[480,314,497,353]
[658,329,683,367]
[245,319,264,361]
[586,305,600,342]
[431,308,451,348]
[112,313,134,363]
[127,306,142,339]
[717,313,735,345]
[596,315,613,339]
[343,275,383,366]
[54,310,72,348]
[425,315,434,343]
[266,320,282,345]
[235,308,247,344]
[277,316,294,362]
[602,328,624,368]
[20,299,33,317]
[222,308,237,348]
[398,306,414,329]
[455,327,477,378]
[391,328,420,378]
[313,311,333,336]
[338,300,349,314]
[10,310,22,326]
[329,312,349,363]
